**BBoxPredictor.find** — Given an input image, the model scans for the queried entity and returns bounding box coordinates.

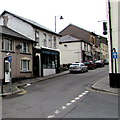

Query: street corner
[90,77,118,95]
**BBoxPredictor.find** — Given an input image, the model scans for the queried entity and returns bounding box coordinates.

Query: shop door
[34,55,40,77]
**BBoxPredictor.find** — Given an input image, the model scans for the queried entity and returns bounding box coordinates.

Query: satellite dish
[16,44,22,49]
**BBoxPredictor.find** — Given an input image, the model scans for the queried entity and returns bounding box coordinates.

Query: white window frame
[2,38,12,51]
[21,42,29,53]
[21,59,30,72]
[43,33,47,47]
[48,35,52,48]
[53,37,57,49]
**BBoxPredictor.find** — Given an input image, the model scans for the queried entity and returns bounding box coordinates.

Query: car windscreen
[84,62,90,64]
[70,64,79,67]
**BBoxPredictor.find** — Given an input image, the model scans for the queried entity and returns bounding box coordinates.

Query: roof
[59,35,92,45]
[1,10,61,36]
[59,24,91,43]
[0,25,35,42]
[59,35,81,43]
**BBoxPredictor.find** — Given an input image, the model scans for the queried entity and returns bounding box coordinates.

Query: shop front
[33,48,60,77]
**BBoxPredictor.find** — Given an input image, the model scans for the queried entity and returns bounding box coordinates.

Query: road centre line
[47,90,89,118]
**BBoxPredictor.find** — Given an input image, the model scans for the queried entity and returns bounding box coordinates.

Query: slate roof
[59,24,91,43]
[0,25,34,42]
[59,35,81,43]
[59,35,92,45]
[1,10,60,36]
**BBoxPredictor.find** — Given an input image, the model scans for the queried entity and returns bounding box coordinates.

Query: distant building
[59,24,93,65]
[59,24,108,66]
[90,32,108,60]
[0,11,61,77]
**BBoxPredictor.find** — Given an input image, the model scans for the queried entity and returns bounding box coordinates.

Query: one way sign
[112,52,118,59]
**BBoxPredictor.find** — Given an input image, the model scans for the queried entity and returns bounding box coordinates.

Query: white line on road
[71,100,76,103]
[66,103,72,106]
[74,97,80,100]
[47,90,89,118]
[62,106,66,109]
[54,110,60,114]
[47,115,55,118]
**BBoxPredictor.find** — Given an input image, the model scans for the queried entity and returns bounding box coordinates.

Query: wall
[109,1,119,73]
[1,36,33,80]
[59,42,82,64]
[0,13,35,40]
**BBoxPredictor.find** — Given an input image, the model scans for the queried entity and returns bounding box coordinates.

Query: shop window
[43,55,57,69]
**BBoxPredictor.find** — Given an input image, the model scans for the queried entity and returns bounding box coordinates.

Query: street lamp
[55,16,63,32]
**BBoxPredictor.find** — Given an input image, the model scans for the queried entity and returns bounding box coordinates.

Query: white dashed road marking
[47,90,89,118]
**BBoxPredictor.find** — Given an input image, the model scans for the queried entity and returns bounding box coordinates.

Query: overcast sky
[0,0,107,36]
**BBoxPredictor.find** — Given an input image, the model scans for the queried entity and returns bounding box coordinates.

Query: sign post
[112,49,118,73]
[8,56,12,92]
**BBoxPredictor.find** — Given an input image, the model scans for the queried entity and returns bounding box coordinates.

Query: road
[2,66,118,118]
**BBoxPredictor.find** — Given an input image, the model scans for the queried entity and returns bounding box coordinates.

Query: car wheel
[81,69,84,73]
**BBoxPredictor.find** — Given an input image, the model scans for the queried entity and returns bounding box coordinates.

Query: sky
[0,0,107,36]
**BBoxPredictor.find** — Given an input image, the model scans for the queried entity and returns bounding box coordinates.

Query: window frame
[21,59,30,72]
[2,38,13,51]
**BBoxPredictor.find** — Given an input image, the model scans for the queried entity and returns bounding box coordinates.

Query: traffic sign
[112,52,118,59]
[8,56,12,62]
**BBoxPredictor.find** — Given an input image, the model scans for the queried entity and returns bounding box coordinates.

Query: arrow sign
[112,52,118,59]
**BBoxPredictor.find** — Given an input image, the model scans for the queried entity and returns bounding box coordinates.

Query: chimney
[2,16,9,26]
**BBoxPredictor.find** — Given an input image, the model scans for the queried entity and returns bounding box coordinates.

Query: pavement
[0,70,119,97]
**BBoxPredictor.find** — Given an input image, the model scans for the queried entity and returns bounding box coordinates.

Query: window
[48,35,52,48]
[21,42,29,53]
[35,30,39,45]
[43,55,57,69]
[2,38,12,51]
[21,60,30,72]
[43,33,47,47]
[53,37,57,49]
[84,43,87,51]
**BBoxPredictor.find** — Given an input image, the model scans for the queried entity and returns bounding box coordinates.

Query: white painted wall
[43,69,56,76]
[59,42,82,64]
[108,1,120,73]
[0,13,34,40]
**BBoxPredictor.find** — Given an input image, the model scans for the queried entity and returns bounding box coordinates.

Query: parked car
[94,60,104,68]
[69,63,88,73]
[84,61,96,70]
[103,59,109,65]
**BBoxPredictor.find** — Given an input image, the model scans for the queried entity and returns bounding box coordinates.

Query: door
[33,55,40,77]
[4,60,11,82]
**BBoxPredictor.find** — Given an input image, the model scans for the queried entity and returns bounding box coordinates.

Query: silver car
[69,63,88,73]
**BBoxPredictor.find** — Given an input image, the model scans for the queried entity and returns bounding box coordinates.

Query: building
[90,32,108,60]
[59,24,93,66]
[107,1,120,88]
[59,24,108,66]
[0,25,35,82]
[0,11,61,77]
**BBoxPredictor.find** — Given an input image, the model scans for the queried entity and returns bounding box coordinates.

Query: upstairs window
[2,38,12,51]
[35,30,39,45]
[53,37,57,49]
[43,33,47,47]
[21,42,29,53]
[48,35,52,48]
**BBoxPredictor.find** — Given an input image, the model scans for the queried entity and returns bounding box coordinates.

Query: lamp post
[55,16,63,32]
